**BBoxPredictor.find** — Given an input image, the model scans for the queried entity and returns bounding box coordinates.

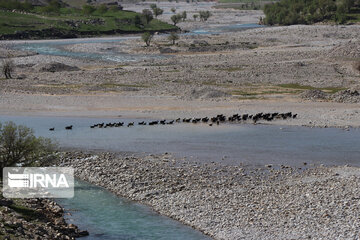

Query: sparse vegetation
[278,83,345,93]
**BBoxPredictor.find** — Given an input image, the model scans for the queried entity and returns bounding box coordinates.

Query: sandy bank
[0,93,359,128]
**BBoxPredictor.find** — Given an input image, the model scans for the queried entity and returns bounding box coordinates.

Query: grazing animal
[149,121,159,125]
[127,122,134,127]
[49,128,55,131]
[192,119,199,123]
[138,121,146,125]
[65,125,73,130]
[202,117,209,123]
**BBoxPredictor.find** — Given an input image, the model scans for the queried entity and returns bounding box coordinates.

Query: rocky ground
[0,23,360,127]
[59,151,360,240]
[0,192,88,239]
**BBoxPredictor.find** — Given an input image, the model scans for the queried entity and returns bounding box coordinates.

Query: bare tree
[168,32,179,45]
[2,55,14,79]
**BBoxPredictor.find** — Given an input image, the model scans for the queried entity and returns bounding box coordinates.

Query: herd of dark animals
[49,112,297,131]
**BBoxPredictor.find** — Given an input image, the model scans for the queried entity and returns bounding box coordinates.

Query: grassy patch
[277,83,315,90]
[278,83,345,93]
[99,83,149,88]
[228,83,345,98]
[9,203,43,222]
[236,95,265,100]
[0,9,177,37]
[215,67,244,72]
[162,69,180,73]
[35,84,83,89]
[230,90,259,96]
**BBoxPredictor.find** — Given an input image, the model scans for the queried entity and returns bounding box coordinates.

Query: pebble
[59,151,360,240]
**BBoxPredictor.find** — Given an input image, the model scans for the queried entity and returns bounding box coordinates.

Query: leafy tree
[0,0,34,12]
[181,11,187,21]
[109,5,120,12]
[97,4,108,14]
[82,4,96,15]
[134,15,142,27]
[199,10,211,21]
[193,14,199,21]
[171,7,176,13]
[171,14,182,26]
[142,32,153,46]
[0,122,56,177]
[40,0,61,14]
[22,0,34,11]
[150,3,157,10]
[336,4,348,23]
[263,0,354,25]
[168,32,179,45]
[153,7,164,18]
[141,9,153,24]
[342,0,355,11]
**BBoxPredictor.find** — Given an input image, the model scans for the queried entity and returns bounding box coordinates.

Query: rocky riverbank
[0,192,88,239]
[59,151,360,240]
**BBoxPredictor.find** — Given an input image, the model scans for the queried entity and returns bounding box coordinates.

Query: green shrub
[171,14,182,25]
[82,4,96,15]
[0,122,56,177]
[264,0,357,25]
[199,10,211,21]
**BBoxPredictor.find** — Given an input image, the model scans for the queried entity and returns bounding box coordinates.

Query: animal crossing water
[1,115,359,167]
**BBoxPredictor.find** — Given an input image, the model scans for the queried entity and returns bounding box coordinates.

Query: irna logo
[3,167,74,199]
